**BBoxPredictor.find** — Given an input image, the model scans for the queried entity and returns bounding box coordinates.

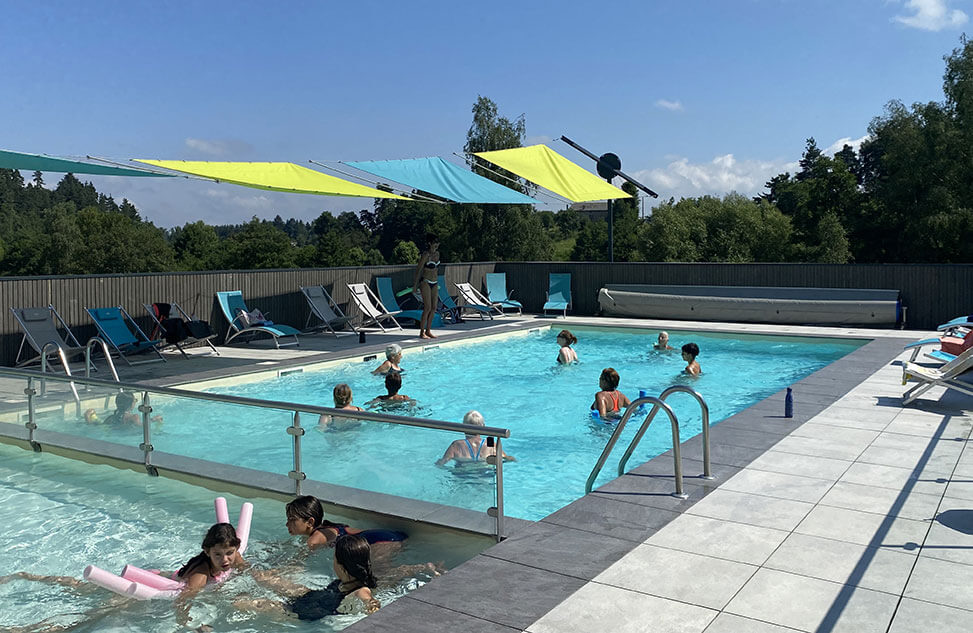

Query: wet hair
[385,371,402,395]
[385,343,402,360]
[557,330,577,346]
[177,523,240,578]
[682,342,700,359]
[426,233,438,248]
[287,495,324,527]
[463,410,485,427]
[599,368,620,391]
[333,383,353,408]
[115,391,135,412]
[334,534,377,588]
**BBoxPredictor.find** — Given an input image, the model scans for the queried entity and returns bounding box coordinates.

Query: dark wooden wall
[2,261,971,366]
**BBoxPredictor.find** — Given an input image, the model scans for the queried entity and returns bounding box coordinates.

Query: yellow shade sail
[474,145,631,202]
[134,160,407,199]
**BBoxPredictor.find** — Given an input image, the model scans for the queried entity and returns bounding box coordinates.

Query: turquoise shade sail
[345,157,538,204]
[0,149,171,177]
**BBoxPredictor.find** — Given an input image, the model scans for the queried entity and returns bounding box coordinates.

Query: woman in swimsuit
[556,329,579,364]
[412,233,440,340]
[318,383,365,431]
[285,496,407,549]
[591,368,632,419]
[371,344,403,375]
[436,410,516,466]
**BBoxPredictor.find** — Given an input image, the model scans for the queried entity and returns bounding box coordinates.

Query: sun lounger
[454,282,503,319]
[543,273,572,318]
[143,302,220,358]
[300,285,356,337]
[376,277,428,324]
[905,328,973,362]
[10,306,90,370]
[902,347,973,405]
[485,273,522,315]
[436,278,461,323]
[346,283,403,332]
[215,291,300,348]
[86,306,166,366]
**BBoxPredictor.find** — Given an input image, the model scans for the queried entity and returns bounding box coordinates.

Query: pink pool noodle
[121,565,183,591]
[214,497,230,524]
[236,502,253,554]
[84,565,180,600]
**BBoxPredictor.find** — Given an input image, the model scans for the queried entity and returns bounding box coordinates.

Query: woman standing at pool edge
[413,233,440,339]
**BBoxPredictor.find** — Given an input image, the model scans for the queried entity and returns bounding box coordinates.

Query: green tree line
[2,36,971,275]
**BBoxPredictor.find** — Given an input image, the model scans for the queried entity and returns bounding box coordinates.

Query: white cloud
[893,0,968,31]
[822,134,870,156]
[184,137,254,157]
[633,154,799,201]
[655,99,684,112]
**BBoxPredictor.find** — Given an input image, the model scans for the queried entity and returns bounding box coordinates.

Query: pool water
[0,442,485,633]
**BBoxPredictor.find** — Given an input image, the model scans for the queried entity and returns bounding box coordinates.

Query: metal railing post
[287,411,306,495]
[491,438,506,542]
[138,391,158,476]
[24,377,40,452]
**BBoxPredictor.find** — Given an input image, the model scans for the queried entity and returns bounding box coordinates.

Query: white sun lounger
[454,282,503,319]
[902,347,973,405]
[346,283,402,332]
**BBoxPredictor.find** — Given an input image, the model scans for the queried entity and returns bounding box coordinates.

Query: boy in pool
[591,368,632,418]
[371,344,403,375]
[682,342,701,376]
[654,331,674,351]
[555,330,579,364]
[366,372,412,407]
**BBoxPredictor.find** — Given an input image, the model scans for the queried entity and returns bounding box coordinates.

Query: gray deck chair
[300,285,356,337]
[346,283,402,332]
[143,302,220,358]
[11,306,90,370]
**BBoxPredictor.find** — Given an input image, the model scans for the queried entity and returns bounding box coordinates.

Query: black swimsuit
[287,579,364,620]
[313,523,408,545]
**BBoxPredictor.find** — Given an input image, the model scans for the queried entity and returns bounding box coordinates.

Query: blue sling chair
[216,291,300,348]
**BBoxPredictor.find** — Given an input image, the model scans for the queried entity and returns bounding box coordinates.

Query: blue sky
[1,0,969,227]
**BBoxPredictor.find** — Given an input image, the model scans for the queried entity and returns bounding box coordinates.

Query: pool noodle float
[395,286,414,297]
[83,497,253,600]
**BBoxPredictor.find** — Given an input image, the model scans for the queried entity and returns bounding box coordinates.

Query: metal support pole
[491,438,506,542]
[24,377,40,452]
[607,198,614,263]
[287,411,306,495]
[138,392,158,476]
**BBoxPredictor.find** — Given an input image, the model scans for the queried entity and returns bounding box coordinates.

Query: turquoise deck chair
[216,291,300,348]
[485,273,522,315]
[543,273,572,318]
[86,306,166,366]
[376,278,442,326]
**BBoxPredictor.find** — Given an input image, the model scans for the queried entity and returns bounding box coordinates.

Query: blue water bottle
[784,387,794,418]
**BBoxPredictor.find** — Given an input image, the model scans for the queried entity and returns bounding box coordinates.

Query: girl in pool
[175,522,246,594]
[653,331,674,351]
[556,330,579,364]
[285,495,407,549]
[682,342,701,376]
[318,383,364,431]
[412,233,440,339]
[591,368,632,418]
[436,410,516,466]
[365,372,413,408]
[371,344,403,375]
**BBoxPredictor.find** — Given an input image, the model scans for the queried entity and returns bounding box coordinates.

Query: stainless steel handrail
[39,342,81,412]
[84,338,120,383]
[617,385,712,480]
[585,396,686,498]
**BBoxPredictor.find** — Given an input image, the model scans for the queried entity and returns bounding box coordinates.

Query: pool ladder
[585,385,713,499]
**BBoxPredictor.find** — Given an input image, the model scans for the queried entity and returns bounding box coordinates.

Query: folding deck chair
[485,273,522,315]
[543,273,572,318]
[454,282,503,319]
[437,277,462,323]
[10,306,90,371]
[300,285,356,337]
[86,306,166,366]
[376,277,443,327]
[346,282,403,332]
[902,347,973,405]
[215,291,300,348]
[143,302,220,358]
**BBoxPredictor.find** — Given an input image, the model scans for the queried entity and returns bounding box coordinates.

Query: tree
[223,217,297,269]
[463,96,526,187]
[391,240,419,264]
[172,221,223,270]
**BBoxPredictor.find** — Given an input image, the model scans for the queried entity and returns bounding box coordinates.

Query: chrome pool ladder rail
[585,386,712,499]
[84,337,120,384]
[39,342,81,415]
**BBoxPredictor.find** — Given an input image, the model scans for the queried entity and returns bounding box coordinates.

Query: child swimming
[103,391,163,425]
[175,522,246,593]
[555,330,579,364]
[285,495,407,549]
[371,344,403,375]
[591,368,632,418]
[681,342,701,376]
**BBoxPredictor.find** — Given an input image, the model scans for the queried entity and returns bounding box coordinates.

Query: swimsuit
[464,438,483,462]
[287,578,364,620]
[314,523,408,545]
[424,260,440,269]
[608,391,620,412]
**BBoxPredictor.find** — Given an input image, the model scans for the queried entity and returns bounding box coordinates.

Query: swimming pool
[159,326,863,519]
[0,442,488,633]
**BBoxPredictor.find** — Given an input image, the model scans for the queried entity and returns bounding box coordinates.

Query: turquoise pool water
[0,442,484,632]
[150,326,862,520]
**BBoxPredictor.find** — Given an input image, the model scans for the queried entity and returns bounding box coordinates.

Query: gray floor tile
[687,489,814,531]
[745,449,852,480]
[920,500,973,566]
[482,520,635,580]
[726,568,899,633]
[945,478,973,501]
[592,473,711,510]
[596,544,757,610]
[408,555,586,630]
[646,513,789,565]
[819,405,900,424]
[628,456,741,490]
[809,413,890,432]
[883,416,973,438]
[857,444,963,475]
[789,423,880,445]
[720,468,834,503]
[887,598,973,633]
[764,532,917,594]
[819,481,942,521]
[795,505,929,550]
[703,612,810,633]
[541,494,679,542]
[771,435,867,461]
[348,596,521,633]
[839,461,951,496]
[904,555,973,611]
[525,582,717,633]
[708,427,785,450]
[678,437,767,468]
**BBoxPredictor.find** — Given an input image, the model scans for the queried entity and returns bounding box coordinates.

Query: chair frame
[216,291,300,348]
[902,348,973,405]
[300,285,357,338]
[86,305,166,366]
[454,282,503,319]
[10,305,91,370]
[143,302,220,358]
[485,273,522,315]
[543,273,572,318]
[346,283,403,332]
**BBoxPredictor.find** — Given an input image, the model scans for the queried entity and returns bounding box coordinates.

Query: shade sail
[134,160,407,199]
[474,144,630,202]
[0,149,171,177]
[345,157,538,204]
